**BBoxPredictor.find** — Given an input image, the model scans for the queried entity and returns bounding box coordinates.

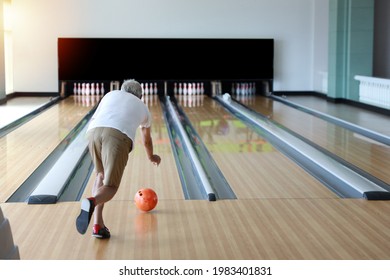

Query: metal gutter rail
[166,96,216,201]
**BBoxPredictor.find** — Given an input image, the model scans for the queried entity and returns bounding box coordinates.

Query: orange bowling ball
[134,188,158,212]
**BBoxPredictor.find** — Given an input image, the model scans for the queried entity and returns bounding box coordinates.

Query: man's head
[121,79,142,98]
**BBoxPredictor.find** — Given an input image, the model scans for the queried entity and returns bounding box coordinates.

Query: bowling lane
[0,96,97,202]
[239,95,390,186]
[179,95,337,199]
[82,94,184,201]
[284,95,390,137]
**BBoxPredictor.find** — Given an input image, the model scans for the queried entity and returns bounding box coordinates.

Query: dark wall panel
[58,38,274,81]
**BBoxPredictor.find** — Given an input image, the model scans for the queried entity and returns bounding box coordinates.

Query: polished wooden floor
[0,96,52,128]
[239,95,390,186]
[3,198,390,259]
[179,96,336,199]
[286,95,390,136]
[1,94,390,260]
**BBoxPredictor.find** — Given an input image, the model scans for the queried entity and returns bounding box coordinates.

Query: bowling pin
[149,83,153,95]
[154,83,158,95]
[96,83,100,95]
[196,82,200,95]
[100,83,105,95]
[145,82,149,95]
[178,83,183,95]
[86,83,91,95]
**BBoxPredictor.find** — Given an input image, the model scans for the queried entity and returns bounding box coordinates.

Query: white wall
[312,0,329,94]
[12,0,324,93]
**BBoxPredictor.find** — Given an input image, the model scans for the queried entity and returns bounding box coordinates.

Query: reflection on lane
[176,94,275,155]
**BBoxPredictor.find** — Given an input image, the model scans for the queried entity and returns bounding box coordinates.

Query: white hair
[121,79,142,98]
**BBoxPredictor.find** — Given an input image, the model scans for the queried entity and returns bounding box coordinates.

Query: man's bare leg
[92,172,119,226]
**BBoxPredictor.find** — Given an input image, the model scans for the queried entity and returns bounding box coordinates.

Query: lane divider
[27,123,90,204]
[166,96,216,201]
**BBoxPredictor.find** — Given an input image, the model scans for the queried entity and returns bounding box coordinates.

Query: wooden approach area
[2,198,390,260]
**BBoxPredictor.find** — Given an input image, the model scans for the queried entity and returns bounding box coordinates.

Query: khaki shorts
[87,127,133,188]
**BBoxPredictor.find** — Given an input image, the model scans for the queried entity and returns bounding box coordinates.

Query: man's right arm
[141,126,161,166]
